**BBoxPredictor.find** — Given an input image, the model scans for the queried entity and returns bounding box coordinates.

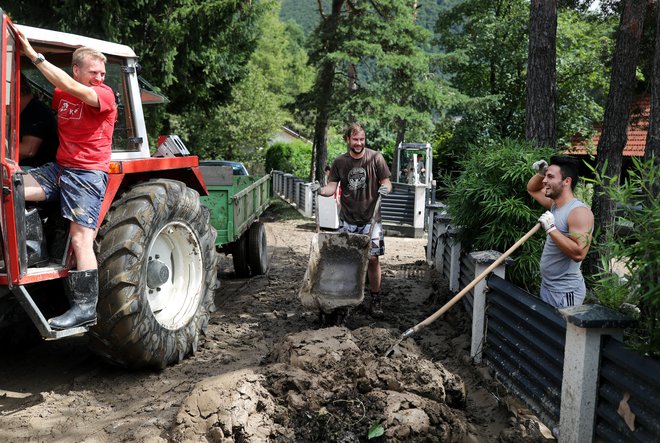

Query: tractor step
[10,285,89,340]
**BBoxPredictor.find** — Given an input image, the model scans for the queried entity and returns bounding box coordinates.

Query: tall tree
[308,0,345,182]
[435,0,530,145]
[647,1,660,165]
[525,0,557,148]
[306,0,446,181]
[589,0,648,273]
[336,0,447,164]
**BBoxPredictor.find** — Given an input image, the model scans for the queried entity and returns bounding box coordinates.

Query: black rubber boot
[369,292,384,319]
[48,269,99,330]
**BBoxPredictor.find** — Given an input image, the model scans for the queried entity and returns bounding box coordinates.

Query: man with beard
[527,156,593,308]
[311,123,392,317]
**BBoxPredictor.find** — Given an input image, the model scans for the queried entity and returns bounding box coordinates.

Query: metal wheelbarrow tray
[299,195,381,314]
[299,231,371,313]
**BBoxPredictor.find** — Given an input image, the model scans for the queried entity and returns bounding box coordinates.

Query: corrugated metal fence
[596,336,660,442]
[485,275,565,429]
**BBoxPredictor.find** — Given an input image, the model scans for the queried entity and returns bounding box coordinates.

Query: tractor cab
[393,142,433,188]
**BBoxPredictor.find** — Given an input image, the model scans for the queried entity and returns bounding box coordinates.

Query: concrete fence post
[282,174,292,201]
[426,203,447,265]
[433,213,453,273]
[468,250,513,363]
[557,305,635,443]
[274,171,283,195]
[294,181,301,208]
[446,225,461,292]
[302,184,313,218]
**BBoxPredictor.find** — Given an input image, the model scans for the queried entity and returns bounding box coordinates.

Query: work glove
[539,210,557,233]
[533,159,548,176]
[309,181,321,193]
[378,184,390,196]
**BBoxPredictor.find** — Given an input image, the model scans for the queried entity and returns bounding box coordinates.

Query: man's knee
[23,174,46,201]
[69,224,95,247]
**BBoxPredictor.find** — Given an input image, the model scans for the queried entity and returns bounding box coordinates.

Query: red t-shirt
[53,84,117,172]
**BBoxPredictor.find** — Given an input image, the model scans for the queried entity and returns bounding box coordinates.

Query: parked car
[200,160,249,176]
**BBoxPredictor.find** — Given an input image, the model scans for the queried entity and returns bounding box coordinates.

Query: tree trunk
[525,0,557,149]
[311,0,344,182]
[646,1,660,166]
[587,0,648,276]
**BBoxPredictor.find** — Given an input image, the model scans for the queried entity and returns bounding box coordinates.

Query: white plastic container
[317,195,340,229]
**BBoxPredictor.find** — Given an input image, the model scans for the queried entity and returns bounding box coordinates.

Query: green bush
[586,156,659,356]
[443,139,556,292]
[265,141,312,178]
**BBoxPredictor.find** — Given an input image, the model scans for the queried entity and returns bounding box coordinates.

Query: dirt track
[0,201,552,442]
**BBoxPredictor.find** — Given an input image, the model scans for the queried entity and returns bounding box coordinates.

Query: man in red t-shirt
[19,33,117,330]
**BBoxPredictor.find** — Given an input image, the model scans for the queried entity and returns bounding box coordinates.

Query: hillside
[279,0,454,36]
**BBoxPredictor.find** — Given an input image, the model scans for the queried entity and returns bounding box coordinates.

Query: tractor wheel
[247,221,269,275]
[90,179,217,369]
[232,233,251,278]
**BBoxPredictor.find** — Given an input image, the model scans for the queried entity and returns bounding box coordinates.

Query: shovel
[384,222,541,357]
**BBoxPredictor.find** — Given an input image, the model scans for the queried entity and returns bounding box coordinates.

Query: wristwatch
[32,53,45,65]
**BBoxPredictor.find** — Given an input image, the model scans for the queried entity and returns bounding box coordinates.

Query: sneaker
[370,292,384,318]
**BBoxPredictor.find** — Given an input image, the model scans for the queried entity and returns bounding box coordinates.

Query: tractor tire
[247,221,268,275]
[90,179,217,369]
[232,233,251,278]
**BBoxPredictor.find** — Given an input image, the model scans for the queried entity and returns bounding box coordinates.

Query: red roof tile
[570,96,649,157]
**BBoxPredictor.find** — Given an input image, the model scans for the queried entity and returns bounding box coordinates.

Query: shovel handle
[409,223,541,336]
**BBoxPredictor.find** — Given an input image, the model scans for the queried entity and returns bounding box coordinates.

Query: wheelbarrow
[299,196,382,323]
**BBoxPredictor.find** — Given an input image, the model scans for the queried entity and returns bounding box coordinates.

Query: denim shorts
[28,162,107,229]
[338,220,385,256]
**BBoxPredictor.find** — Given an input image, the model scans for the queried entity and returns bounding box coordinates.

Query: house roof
[569,96,649,157]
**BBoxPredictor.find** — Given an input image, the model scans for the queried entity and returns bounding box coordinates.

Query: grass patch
[262,198,306,222]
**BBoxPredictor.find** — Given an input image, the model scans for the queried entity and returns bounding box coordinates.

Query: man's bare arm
[527,174,552,209]
[547,207,594,261]
[18,32,99,108]
[319,181,339,197]
[379,177,392,193]
[19,135,44,160]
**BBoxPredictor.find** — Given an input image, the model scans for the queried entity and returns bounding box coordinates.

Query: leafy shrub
[265,141,312,178]
[443,139,556,291]
[586,156,659,356]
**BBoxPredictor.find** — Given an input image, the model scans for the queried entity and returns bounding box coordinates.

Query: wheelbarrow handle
[367,195,383,238]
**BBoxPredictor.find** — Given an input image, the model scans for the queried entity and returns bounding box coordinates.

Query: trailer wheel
[90,179,217,369]
[247,221,268,275]
[232,234,251,278]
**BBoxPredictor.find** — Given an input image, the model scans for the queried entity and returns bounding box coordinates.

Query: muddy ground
[0,201,553,442]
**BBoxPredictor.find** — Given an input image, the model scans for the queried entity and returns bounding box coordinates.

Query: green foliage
[555,9,615,146]
[585,157,660,356]
[163,0,314,170]
[435,0,530,148]
[12,0,257,153]
[265,141,313,178]
[444,139,555,291]
[332,0,450,148]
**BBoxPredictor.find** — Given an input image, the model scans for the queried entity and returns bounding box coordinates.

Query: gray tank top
[540,198,590,293]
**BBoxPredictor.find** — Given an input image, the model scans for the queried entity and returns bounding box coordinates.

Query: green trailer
[199,165,271,277]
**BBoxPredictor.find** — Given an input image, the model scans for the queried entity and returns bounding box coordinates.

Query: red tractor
[1,12,218,368]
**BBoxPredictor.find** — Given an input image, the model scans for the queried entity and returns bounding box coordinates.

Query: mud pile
[173,326,478,442]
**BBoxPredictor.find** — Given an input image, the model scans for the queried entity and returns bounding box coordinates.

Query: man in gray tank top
[527,156,594,308]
